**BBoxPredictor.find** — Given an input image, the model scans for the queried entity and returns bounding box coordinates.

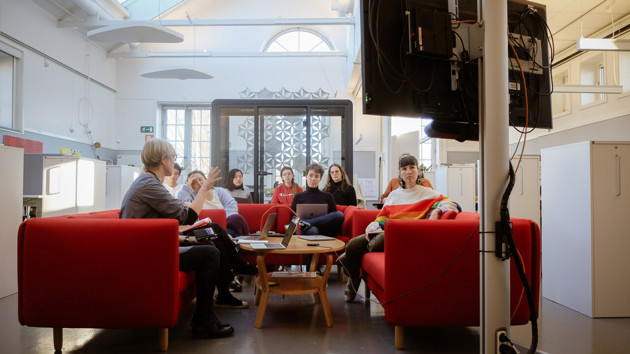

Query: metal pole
[480,0,510,353]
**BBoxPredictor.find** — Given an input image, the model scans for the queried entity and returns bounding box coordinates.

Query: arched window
[264,28,334,52]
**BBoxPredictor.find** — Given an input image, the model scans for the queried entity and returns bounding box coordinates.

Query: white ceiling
[33,0,630,63]
[538,0,630,57]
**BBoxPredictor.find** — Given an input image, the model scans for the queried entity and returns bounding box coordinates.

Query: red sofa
[16,204,375,351]
[17,209,227,351]
[348,210,541,349]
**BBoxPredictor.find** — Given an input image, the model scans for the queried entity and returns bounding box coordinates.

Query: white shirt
[163,183,183,198]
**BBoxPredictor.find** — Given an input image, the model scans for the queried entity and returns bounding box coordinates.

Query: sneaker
[344,277,361,303]
[299,220,312,232]
[216,294,249,309]
[229,278,242,292]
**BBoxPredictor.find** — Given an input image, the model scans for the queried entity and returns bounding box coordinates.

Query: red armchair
[17,209,227,351]
[357,212,541,349]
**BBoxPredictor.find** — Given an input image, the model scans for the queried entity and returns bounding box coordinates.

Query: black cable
[500,162,539,354]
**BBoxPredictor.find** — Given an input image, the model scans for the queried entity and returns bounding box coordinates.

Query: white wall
[0,0,117,149]
[114,55,350,150]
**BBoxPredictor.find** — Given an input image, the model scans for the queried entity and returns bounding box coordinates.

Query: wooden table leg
[255,290,270,328]
[310,252,322,303]
[320,289,333,327]
[254,252,269,328]
[53,327,62,351]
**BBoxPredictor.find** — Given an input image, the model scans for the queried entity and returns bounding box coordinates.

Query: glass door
[258,106,307,203]
[212,100,353,203]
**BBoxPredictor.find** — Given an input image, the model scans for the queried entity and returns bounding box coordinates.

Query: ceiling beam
[59,17,354,28]
[110,51,346,59]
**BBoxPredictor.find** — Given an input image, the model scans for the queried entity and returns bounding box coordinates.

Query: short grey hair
[140,139,174,172]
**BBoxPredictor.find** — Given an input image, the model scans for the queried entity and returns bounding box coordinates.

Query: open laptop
[250,219,298,250]
[296,203,328,220]
[236,213,277,243]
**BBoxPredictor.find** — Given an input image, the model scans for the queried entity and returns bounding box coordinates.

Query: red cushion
[197,209,228,228]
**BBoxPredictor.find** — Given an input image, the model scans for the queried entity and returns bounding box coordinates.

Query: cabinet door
[591,143,630,317]
[447,167,476,212]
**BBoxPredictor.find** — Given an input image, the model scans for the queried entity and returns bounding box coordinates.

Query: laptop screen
[282,220,298,246]
[259,212,277,239]
[296,203,328,219]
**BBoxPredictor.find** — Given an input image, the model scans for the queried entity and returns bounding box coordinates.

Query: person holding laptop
[323,163,357,206]
[290,163,344,237]
[119,139,233,339]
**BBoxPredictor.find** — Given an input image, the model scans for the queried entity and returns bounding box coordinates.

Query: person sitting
[323,163,357,206]
[380,156,433,203]
[163,162,184,197]
[179,170,250,238]
[119,139,233,339]
[225,168,253,203]
[179,170,257,307]
[291,163,344,237]
[341,154,460,303]
[271,166,303,205]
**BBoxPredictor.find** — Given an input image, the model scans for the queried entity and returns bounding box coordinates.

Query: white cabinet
[509,155,540,227]
[24,155,106,217]
[541,141,630,318]
[106,165,140,210]
[434,165,476,212]
[0,145,23,298]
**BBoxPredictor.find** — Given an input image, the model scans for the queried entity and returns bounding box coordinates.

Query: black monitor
[360,0,552,142]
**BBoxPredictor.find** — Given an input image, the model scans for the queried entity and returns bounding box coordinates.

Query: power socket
[496,328,510,354]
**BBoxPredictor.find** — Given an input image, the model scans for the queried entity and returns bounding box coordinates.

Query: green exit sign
[140,126,154,133]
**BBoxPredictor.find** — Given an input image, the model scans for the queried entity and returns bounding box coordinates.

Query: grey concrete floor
[3,268,630,353]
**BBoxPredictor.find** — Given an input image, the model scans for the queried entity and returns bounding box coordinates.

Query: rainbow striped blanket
[374,196,454,228]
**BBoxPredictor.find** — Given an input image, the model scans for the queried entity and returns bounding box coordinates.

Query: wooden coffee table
[240,237,345,328]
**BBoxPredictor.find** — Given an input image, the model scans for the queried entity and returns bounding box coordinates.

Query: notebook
[179,217,211,234]
[250,219,298,250]
[236,213,277,244]
[296,203,328,220]
[298,235,336,241]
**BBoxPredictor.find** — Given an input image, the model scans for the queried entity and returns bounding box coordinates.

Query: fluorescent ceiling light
[554,85,623,94]
[88,21,183,43]
[576,38,630,51]
[140,66,213,80]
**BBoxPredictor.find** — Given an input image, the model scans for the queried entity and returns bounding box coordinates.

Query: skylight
[117,0,184,20]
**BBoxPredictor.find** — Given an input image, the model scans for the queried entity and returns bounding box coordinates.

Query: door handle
[257,171,273,176]
[616,154,621,197]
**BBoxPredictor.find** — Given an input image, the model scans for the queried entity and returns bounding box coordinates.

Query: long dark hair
[324,163,351,192]
[280,166,298,195]
[225,168,244,191]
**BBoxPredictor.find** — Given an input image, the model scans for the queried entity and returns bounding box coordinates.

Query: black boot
[192,316,234,339]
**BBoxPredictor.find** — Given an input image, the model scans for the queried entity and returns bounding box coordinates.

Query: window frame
[263,28,334,53]
[0,40,24,133]
[161,105,212,174]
